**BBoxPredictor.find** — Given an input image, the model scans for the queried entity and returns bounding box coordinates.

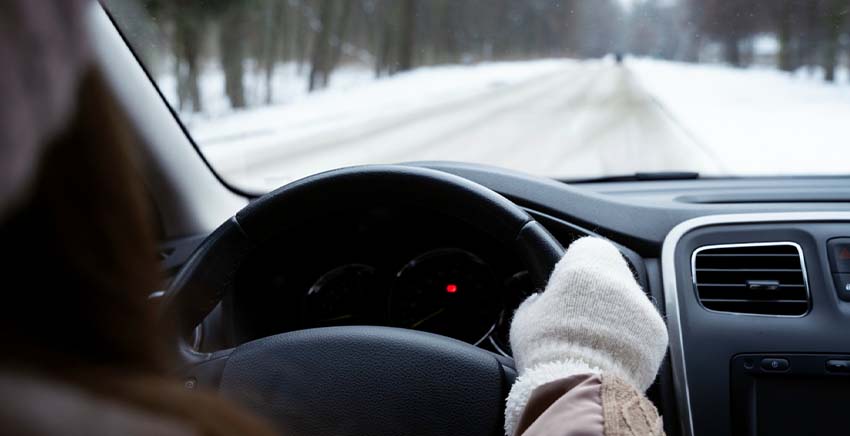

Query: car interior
[30,3,849,436]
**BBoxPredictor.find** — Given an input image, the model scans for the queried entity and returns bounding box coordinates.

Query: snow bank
[629,58,850,176]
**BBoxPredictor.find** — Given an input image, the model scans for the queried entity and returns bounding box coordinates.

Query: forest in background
[105,0,850,113]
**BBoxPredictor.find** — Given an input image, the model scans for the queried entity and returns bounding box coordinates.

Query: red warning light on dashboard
[445,284,458,294]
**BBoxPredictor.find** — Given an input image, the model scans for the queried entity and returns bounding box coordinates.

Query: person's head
[0,0,166,376]
[0,70,167,373]
[0,4,284,435]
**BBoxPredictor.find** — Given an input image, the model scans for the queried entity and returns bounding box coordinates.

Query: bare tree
[821,0,848,81]
[309,1,352,91]
[260,0,287,104]
[397,0,416,72]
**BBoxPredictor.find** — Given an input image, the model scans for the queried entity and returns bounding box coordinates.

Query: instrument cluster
[302,248,534,353]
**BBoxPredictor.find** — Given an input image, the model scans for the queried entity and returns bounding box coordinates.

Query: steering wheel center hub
[219,327,514,436]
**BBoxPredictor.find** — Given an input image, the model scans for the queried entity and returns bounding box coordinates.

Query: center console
[662,213,850,436]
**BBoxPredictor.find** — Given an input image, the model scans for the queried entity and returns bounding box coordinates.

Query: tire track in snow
[262,63,608,179]
[236,65,585,174]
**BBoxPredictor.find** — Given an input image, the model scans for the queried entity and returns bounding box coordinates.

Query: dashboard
[164,162,850,436]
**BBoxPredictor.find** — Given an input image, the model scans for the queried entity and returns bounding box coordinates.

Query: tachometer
[492,270,536,356]
[389,249,500,344]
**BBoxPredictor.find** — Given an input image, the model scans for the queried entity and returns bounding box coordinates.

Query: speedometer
[389,249,500,344]
[302,264,379,328]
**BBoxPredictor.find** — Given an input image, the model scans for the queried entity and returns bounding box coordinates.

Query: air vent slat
[697,283,805,289]
[693,243,809,316]
[698,253,799,258]
[699,299,806,304]
[696,268,802,272]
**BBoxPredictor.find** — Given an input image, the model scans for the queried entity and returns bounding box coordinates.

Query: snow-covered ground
[171,59,576,189]
[155,58,850,191]
[629,59,850,176]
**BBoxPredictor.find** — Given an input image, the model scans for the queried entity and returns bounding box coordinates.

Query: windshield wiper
[565,171,701,183]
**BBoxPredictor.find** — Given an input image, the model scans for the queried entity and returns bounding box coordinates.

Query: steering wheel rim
[161,165,564,435]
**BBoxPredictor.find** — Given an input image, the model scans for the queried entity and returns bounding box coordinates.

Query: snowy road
[200,61,727,189]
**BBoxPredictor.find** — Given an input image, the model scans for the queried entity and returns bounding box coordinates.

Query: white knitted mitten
[504,237,668,436]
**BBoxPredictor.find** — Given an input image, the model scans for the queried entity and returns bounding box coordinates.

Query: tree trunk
[774,0,798,72]
[309,1,334,91]
[681,18,702,64]
[219,7,248,109]
[822,0,847,82]
[186,53,202,111]
[777,17,795,72]
[221,46,246,108]
[824,43,837,82]
[375,9,394,78]
[175,61,187,112]
[262,0,286,104]
[328,0,353,75]
[397,0,416,71]
[294,0,309,75]
[175,16,203,112]
[802,0,821,72]
[723,34,741,67]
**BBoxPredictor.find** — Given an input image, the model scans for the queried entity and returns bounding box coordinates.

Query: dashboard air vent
[692,243,809,316]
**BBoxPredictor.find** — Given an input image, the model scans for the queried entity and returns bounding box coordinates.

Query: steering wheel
[161,165,564,436]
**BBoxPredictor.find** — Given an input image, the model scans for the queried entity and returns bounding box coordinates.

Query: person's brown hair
[0,68,164,372]
[0,68,276,436]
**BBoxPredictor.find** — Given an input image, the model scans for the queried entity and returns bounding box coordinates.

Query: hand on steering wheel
[505,237,668,435]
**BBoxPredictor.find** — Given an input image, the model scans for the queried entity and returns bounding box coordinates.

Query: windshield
[104,0,850,191]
